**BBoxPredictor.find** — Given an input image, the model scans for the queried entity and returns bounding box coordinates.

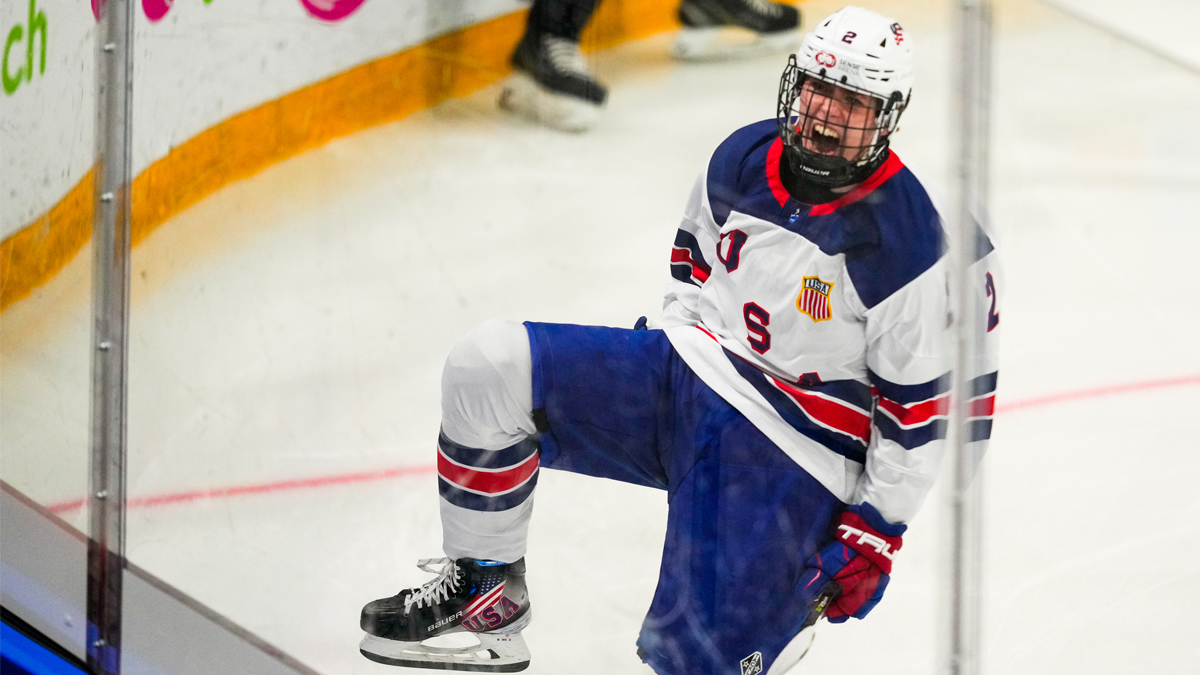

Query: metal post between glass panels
[89,0,135,673]
[946,2,992,675]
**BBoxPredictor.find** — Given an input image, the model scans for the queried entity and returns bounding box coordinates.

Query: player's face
[795,78,881,163]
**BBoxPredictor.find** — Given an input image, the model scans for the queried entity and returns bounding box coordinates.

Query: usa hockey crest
[797,276,834,322]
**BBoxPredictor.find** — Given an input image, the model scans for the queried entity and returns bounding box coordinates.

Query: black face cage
[776,54,909,189]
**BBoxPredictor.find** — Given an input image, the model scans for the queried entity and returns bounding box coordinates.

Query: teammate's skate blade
[498,72,601,133]
[359,618,531,672]
[671,27,800,61]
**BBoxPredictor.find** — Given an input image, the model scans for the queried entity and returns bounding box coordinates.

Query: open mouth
[806,123,841,155]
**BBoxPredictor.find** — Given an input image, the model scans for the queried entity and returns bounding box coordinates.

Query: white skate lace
[542,36,591,76]
[403,558,462,614]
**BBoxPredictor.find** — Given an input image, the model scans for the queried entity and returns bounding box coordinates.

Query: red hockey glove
[797,502,906,623]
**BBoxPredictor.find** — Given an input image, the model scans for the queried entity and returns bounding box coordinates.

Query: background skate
[2,0,1198,673]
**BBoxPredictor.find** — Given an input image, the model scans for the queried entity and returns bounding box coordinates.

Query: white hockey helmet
[776,6,915,188]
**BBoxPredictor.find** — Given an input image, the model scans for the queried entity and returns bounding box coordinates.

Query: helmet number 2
[743,303,771,354]
[841,31,857,44]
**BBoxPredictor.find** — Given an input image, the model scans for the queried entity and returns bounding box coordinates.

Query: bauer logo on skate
[797,276,834,322]
[428,610,463,633]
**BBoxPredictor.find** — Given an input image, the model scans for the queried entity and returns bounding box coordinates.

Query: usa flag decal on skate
[797,276,834,322]
[461,586,522,631]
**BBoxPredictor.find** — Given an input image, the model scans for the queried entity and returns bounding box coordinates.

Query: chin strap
[783,141,889,191]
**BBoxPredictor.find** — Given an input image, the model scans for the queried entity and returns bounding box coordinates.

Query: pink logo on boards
[299,0,368,21]
[91,0,370,23]
[143,0,174,22]
[815,51,837,68]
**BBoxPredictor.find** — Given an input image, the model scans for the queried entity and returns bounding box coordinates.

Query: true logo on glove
[740,651,763,675]
[837,524,896,560]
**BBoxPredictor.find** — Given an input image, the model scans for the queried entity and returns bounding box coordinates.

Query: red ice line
[45,373,1200,515]
[46,465,436,515]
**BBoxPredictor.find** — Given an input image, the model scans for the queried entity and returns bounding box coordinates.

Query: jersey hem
[664,324,862,503]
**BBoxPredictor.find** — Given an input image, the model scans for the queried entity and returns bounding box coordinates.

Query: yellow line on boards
[1,0,681,311]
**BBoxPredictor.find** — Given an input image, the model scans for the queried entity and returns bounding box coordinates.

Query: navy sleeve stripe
[438,473,538,512]
[873,411,948,450]
[970,371,999,397]
[438,432,539,470]
[868,369,950,405]
[968,419,993,442]
[670,264,701,286]
[672,230,711,275]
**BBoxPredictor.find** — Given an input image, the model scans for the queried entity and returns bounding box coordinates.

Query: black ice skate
[672,0,801,61]
[360,557,532,672]
[498,34,608,132]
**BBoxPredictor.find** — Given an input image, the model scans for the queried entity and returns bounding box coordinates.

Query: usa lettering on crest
[797,276,834,322]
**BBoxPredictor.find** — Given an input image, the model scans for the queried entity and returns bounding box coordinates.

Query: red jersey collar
[765,137,906,214]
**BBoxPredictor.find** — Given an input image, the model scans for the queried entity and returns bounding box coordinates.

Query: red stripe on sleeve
[670,247,710,282]
[438,452,539,495]
[876,393,950,427]
[969,395,995,417]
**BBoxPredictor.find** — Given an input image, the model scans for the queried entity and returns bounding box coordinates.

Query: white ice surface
[2,0,1199,673]
[1038,0,1200,74]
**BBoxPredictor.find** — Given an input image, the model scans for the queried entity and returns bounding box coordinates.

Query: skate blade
[359,611,533,672]
[671,27,800,61]
[497,73,601,133]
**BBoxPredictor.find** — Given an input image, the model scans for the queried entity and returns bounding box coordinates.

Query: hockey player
[362,6,1002,674]
[499,0,802,131]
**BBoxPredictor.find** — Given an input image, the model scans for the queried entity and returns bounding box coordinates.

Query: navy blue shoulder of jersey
[704,119,782,227]
[834,166,994,309]
[704,122,993,309]
[835,165,946,309]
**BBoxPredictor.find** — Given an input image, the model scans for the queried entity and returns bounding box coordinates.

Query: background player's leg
[528,0,603,40]
[499,0,608,132]
[439,318,541,563]
[672,0,802,61]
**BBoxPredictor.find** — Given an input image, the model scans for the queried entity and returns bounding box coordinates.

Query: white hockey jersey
[655,120,1001,525]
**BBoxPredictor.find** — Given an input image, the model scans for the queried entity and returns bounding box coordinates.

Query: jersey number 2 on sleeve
[985,272,999,332]
[744,302,771,353]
